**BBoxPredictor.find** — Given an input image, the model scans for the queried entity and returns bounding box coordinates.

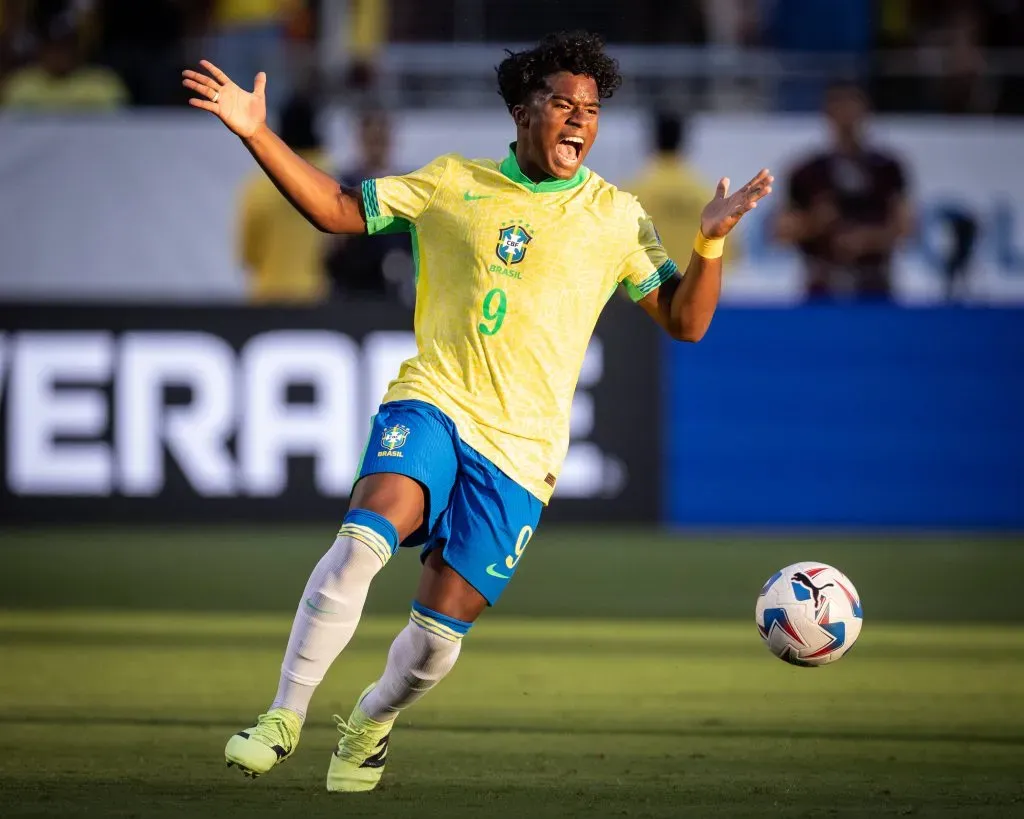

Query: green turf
[1,526,1023,817]
[3,525,1024,620]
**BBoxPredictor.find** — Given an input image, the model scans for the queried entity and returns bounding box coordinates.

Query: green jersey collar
[499,143,588,192]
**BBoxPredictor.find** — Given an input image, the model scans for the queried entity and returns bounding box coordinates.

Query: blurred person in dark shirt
[775,81,913,301]
[325,107,414,305]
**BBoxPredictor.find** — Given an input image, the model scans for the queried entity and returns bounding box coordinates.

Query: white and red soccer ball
[755,562,863,667]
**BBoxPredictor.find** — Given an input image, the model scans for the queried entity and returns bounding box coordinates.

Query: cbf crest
[380,424,410,451]
[496,222,533,265]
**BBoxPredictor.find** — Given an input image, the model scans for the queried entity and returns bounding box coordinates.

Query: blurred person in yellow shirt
[238,92,332,304]
[624,110,740,268]
[1,13,127,111]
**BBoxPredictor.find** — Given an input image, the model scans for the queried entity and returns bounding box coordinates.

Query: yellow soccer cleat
[225,708,302,778]
[326,685,395,793]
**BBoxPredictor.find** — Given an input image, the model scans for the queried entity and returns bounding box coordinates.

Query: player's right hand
[182,60,266,139]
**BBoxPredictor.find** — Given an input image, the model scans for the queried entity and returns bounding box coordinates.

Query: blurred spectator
[325,107,414,304]
[873,0,1020,115]
[237,92,332,304]
[774,81,913,302]
[623,110,739,269]
[197,0,295,119]
[343,0,387,93]
[1,9,128,111]
[925,5,996,114]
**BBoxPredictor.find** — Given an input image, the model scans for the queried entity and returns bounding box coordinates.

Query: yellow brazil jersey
[361,145,678,504]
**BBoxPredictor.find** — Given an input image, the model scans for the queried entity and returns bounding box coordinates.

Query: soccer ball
[755,562,863,667]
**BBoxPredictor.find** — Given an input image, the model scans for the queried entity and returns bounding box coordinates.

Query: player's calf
[326,602,470,792]
[226,509,402,780]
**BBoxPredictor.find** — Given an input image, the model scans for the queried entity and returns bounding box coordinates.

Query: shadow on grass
[0,775,1016,819]
[1,712,1022,747]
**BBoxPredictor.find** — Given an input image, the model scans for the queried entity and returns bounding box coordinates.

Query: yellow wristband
[693,230,725,260]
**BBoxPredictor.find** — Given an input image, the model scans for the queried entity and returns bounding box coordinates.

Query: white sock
[359,605,469,722]
[271,512,398,720]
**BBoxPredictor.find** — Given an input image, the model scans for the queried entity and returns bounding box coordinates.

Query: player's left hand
[700,169,774,239]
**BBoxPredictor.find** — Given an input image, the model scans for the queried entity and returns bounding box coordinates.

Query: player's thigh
[415,547,489,623]
[350,474,425,544]
[353,400,459,545]
[421,445,543,613]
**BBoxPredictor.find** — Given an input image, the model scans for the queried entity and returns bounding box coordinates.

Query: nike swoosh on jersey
[464,192,493,201]
[485,563,510,579]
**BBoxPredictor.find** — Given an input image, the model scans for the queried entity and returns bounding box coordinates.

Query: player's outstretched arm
[640,169,772,342]
[182,61,366,234]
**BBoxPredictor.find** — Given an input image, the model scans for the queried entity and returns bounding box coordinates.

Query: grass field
[2,525,1023,818]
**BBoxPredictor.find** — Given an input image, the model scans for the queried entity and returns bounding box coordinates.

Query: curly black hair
[496,31,622,113]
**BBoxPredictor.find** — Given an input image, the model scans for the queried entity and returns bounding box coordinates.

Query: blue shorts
[355,399,543,606]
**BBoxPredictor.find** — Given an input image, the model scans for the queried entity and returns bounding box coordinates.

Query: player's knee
[416,548,490,622]
[350,474,426,541]
[337,508,401,569]
[410,631,462,684]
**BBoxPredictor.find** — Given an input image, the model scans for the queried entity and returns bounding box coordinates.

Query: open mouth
[554,136,584,166]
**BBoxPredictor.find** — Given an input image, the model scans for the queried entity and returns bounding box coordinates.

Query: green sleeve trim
[409,224,421,286]
[361,179,380,219]
[362,177,412,235]
[625,259,679,302]
[366,215,412,235]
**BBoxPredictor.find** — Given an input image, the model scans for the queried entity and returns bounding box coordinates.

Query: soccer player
[182,31,772,793]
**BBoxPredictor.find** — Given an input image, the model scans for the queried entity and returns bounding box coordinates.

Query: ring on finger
[212,90,220,103]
